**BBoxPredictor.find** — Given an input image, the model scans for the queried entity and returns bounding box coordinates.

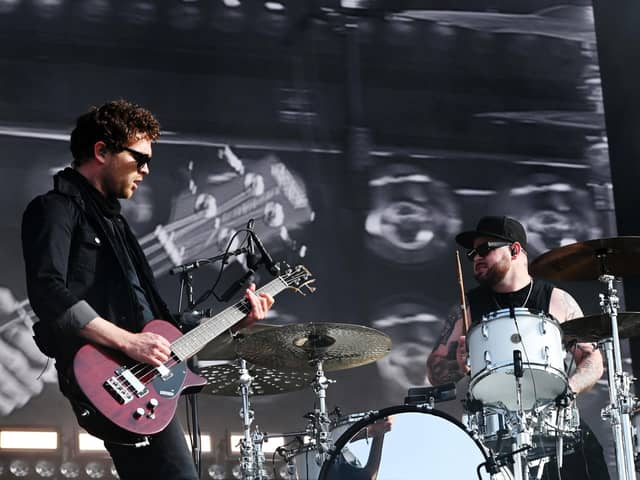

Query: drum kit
[461,236,640,480]
[195,321,393,480]
[193,236,640,480]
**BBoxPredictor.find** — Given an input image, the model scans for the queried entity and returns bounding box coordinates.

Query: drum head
[318,405,506,480]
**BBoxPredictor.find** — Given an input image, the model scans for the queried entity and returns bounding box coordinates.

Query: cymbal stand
[598,274,637,480]
[310,360,334,460]
[250,429,269,480]
[237,359,268,480]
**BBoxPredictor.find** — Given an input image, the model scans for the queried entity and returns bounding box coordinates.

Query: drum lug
[544,346,550,367]
[484,350,492,368]
[539,318,547,335]
[482,322,489,339]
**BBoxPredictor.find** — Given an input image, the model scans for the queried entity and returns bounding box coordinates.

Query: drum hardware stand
[598,273,637,480]
[236,359,269,480]
[529,457,550,480]
[250,429,269,480]
[512,349,532,480]
[310,359,335,459]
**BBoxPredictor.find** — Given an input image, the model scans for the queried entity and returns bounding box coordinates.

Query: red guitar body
[73,319,207,436]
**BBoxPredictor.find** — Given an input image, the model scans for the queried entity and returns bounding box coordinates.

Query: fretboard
[171,276,289,361]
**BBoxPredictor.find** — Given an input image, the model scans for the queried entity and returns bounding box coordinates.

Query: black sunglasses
[466,241,512,261]
[123,147,152,170]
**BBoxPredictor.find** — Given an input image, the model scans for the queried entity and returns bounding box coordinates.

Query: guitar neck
[171,276,288,361]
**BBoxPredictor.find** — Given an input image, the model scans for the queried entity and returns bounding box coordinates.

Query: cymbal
[561,312,640,342]
[235,322,392,373]
[196,360,313,396]
[530,237,640,281]
[198,324,281,361]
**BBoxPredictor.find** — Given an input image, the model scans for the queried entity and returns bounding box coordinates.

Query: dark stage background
[0,0,624,477]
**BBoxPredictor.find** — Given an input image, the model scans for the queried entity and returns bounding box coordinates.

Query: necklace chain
[493,280,534,310]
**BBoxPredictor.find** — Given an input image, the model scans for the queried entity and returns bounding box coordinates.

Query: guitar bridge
[104,377,134,404]
[104,368,149,404]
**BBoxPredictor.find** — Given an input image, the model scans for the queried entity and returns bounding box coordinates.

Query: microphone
[250,230,280,276]
[169,259,211,275]
[513,350,523,378]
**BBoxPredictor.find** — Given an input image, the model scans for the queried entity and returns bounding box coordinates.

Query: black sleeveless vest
[467,278,555,326]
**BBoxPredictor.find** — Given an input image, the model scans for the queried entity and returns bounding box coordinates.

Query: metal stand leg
[598,275,637,480]
[237,359,269,480]
[238,359,255,480]
[311,360,334,466]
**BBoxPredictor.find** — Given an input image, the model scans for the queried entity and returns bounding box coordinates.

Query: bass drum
[318,405,513,480]
[290,412,370,480]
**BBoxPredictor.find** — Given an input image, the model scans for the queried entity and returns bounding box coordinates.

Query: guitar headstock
[280,264,316,296]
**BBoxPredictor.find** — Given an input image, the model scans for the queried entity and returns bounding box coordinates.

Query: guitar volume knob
[148,398,159,411]
[134,408,145,419]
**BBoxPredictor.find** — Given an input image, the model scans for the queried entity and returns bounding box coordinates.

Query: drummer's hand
[366,417,394,438]
[233,283,275,332]
[456,336,470,375]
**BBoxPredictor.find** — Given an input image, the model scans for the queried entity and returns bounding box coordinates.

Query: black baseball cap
[455,216,527,250]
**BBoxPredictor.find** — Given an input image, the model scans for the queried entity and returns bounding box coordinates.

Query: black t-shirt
[467,278,555,325]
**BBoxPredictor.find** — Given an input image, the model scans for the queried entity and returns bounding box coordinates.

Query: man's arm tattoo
[561,291,583,321]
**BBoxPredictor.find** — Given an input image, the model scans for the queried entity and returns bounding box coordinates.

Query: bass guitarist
[21,100,274,480]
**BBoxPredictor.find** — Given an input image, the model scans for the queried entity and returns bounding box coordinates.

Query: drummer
[426,215,609,479]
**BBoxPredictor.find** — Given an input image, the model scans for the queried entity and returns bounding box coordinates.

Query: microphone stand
[512,349,531,480]
[171,247,250,475]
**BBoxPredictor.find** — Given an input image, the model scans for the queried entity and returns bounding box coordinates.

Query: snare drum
[528,403,581,460]
[319,405,513,480]
[468,308,567,410]
[466,404,580,461]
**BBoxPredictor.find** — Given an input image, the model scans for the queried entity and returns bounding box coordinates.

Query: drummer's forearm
[568,350,604,394]
[427,357,464,385]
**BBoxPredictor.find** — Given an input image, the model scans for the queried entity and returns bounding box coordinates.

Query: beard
[474,257,510,287]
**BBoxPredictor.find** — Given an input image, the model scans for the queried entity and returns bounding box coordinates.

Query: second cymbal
[530,237,640,281]
[561,312,640,342]
[235,322,392,373]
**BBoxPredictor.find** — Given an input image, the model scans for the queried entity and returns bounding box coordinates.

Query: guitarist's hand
[81,316,172,367]
[232,283,275,332]
[121,332,172,367]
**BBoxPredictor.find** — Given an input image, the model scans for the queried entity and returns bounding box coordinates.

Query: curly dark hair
[70,99,160,166]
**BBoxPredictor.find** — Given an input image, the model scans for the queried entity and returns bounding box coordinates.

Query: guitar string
[113,274,305,389]
[116,271,307,389]
[117,299,254,387]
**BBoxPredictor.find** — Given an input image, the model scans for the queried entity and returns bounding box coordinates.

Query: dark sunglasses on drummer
[123,147,152,170]
[466,241,513,261]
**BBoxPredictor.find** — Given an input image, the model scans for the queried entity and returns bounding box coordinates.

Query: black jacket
[21,169,172,372]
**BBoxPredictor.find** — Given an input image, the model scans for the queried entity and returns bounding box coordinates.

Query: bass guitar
[72,265,315,436]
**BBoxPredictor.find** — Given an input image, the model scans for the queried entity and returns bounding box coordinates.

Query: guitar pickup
[111,368,149,398]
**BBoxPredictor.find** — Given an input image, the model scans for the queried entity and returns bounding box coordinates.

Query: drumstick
[456,250,470,335]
